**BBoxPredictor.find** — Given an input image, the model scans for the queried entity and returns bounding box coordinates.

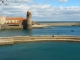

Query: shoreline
[0,22,80,30]
[32,22,80,28]
[0,35,80,46]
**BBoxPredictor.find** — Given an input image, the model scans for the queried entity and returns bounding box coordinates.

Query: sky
[0,0,80,21]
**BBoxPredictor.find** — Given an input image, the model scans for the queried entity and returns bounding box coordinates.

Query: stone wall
[0,35,80,45]
[0,16,6,24]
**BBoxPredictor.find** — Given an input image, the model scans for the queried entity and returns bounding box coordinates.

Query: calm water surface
[0,26,80,60]
[0,26,80,37]
[0,42,80,60]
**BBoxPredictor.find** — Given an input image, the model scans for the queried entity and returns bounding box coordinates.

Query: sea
[0,21,80,60]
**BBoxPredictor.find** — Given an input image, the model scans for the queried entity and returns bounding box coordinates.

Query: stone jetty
[0,35,80,46]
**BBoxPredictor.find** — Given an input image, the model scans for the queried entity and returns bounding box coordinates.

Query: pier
[0,35,80,46]
[32,22,80,28]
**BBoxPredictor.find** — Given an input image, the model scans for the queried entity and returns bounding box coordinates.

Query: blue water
[0,42,80,60]
[0,26,80,60]
[37,21,80,23]
[0,26,80,37]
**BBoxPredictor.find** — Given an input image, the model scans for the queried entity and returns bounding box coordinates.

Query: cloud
[6,0,33,3]
[60,0,68,2]
[0,1,80,21]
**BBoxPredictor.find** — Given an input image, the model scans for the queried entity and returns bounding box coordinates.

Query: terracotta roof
[6,17,26,20]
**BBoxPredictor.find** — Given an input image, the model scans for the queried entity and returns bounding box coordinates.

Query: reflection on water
[0,29,32,37]
[26,29,32,36]
[0,26,80,37]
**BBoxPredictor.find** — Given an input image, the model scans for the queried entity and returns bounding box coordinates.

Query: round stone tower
[26,10,32,29]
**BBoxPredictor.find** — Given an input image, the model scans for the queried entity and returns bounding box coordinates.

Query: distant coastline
[37,21,80,23]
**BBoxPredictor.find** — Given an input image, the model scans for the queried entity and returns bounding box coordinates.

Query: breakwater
[40,22,80,26]
[0,35,80,45]
[32,22,80,28]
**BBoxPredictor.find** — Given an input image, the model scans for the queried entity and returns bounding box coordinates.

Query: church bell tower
[26,10,32,29]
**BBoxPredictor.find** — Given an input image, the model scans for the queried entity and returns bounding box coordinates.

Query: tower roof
[27,10,31,13]
[27,10,32,15]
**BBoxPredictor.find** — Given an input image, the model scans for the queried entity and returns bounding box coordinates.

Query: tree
[0,0,7,5]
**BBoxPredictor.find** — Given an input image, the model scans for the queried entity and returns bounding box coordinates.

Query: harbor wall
[40,22,80,26]
[0,22,80,29]
[0,35,80,45]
